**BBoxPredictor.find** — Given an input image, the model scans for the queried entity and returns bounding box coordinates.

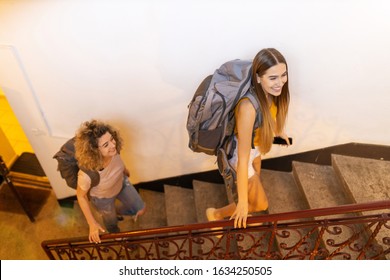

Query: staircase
[42,144,390,260]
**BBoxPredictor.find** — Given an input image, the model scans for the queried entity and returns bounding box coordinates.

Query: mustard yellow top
[235,98,277,146]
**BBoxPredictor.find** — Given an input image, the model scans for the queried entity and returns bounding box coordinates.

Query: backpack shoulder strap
[54,137,100,189]
[233,88,262,149]
[243,87,262,128]
[79,167,100,188]
[66,138,100,188]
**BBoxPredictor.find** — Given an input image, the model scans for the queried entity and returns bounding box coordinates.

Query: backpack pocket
[217,148,238,204]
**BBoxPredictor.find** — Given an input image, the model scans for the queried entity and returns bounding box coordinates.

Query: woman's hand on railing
[89,222,105,243]
[230,201,249,228]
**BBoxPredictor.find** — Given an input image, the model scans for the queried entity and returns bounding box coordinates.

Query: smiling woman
[74,119,146,243]
[206,48,291,229]
[256,63,288,97]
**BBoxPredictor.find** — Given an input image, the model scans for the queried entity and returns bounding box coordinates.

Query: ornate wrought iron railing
[41,200,390,260]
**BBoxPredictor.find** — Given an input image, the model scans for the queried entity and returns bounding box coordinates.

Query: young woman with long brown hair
[207,48,291,229]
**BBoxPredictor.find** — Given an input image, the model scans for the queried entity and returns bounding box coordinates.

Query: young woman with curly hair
[75,119,146,243]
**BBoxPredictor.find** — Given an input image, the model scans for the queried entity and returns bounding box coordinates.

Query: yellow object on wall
[0,126,17,167]
[0,88,33,156]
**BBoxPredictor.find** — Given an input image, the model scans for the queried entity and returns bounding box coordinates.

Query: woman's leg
[207,203,236,220]
[90,196,120,233]
[208,156,268,221]
[247,156,268,213]
[116,177,146,220]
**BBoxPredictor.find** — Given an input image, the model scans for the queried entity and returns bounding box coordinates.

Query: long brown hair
[75,119,123,170]
[251,48,290,154]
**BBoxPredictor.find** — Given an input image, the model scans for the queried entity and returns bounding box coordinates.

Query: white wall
[1,0,389,199]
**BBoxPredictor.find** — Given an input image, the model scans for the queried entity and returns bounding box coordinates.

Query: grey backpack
[53,138,100,189]
[186,60,262,200]
[186,59,261,156]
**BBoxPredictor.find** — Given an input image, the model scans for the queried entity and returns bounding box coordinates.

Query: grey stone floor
[0,186,141,260]
[0,187,84,259]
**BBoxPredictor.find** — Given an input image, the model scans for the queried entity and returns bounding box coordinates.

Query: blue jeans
[90,177,145,233]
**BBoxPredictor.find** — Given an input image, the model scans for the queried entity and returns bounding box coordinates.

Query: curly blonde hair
[75,119,123,171]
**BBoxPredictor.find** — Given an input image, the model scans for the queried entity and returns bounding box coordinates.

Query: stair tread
[138,189,167,229]
[332,154,390,203]
[292,161,367,259]
[261,169,318,255]
[261,169,309,215]
[292,161,353,209]
[164,185,197,226]
[192,180,228,223]
[331,154,390,260]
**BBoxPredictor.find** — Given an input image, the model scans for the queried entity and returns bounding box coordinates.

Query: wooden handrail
[42,199,390,245]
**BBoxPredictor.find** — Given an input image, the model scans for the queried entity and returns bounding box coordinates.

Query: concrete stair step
[192,180,235,259]
[332,154,390,205]
[164,185,197,226]
[134,189,168,259]
[163,184,201,259]
[192,180,229,223]
[261,169,320,258]
[292,161,366,259]
[138,189,167,230]
[292,161,354,212]
[261,169,309,216]
[164,185,200,259]
[331,154,390,259]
